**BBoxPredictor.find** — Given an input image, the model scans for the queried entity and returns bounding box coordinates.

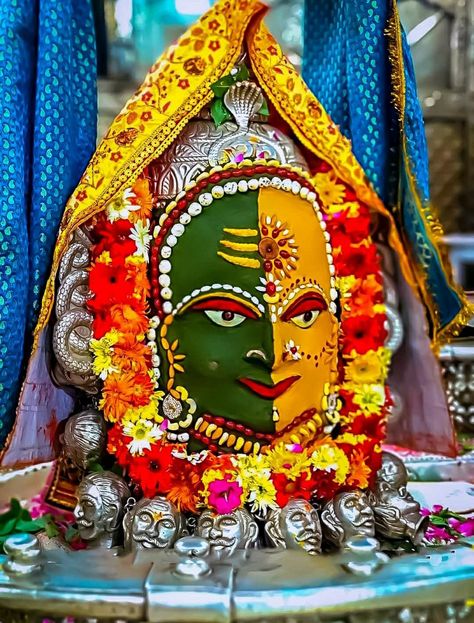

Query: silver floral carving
[148,118,308,210]
[63,410,106,470]
[196,508,259,558]
[74,471,131,549]
[321,491,375,548]
[52,225,98,393]
[265,498,322,555]
[123,497,185,552]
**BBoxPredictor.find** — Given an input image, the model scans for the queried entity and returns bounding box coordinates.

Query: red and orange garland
[87,159,391,516]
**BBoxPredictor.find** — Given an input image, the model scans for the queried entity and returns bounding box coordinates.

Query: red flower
[208,19,219,30]
[107,423,131,467]
[268,45,278,56]
[140,111,152,121]
[88,260,135,309]
[178,78,190,89]
[336,244,379,278]
[342,314,387,354]
[76,190,88,202]
[271,471,317,508]
[141,91,153,102]
[110,152,123,162]
[92,218,136,260]
[208,40,220,51]
[311,468,339,502]
[328,208,371,248]
[128,442,175,497]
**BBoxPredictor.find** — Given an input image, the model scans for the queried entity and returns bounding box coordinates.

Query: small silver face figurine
[371,452,428,544]
[196,507,259,558]
[265,498,322,555]
[74,471,130,548]
[63,410,106,470]
[123,497,184,552]
[321,491,375,548]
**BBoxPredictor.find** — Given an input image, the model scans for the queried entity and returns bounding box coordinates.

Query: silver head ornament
[321,491,375,548]
[63,409,106,470]
[74,471,130,549]
[371,452,428,544]
[265,498,322,555]
[196,507,259,559]
[123,496,184,552]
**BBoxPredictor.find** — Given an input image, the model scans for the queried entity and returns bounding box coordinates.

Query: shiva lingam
[49,27,427,557]
[56,71,428,555]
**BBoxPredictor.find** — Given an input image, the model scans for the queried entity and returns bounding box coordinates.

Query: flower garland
[87,160,392,516]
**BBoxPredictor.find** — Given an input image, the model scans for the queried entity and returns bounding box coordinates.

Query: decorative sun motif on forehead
[258,215,299,279]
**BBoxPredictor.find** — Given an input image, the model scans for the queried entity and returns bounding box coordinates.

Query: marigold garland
[87,161,392,516]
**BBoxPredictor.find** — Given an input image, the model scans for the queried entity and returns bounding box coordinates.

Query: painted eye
[281,292,327,329]
[290,309,321,329]
[204,310,247,327]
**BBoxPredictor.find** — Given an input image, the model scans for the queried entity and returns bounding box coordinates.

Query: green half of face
[158,188,276,440]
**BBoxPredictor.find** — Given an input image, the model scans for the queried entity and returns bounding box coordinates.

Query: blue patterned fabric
[303,0,464,334]
[0,0,97,446]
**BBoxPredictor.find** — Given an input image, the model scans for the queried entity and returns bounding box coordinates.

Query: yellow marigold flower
[96,250,112,265]
[124,395,162,423]
[246,473,278,514]
[336,433,368,446]
[313,171,346,207]
[336,275,357,299]
[352,384,386,415]
[90,329,120,380]
[267,444,311,480]
[310,444,350,485]
[345,350,388,384]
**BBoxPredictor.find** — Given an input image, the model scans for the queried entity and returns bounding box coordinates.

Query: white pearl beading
[154,167,337,313]
[173,284,266,316]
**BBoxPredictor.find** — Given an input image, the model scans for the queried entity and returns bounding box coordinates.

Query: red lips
[239,376,300,399]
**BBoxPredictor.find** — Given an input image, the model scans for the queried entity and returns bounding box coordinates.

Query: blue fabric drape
[0,0,97,445]
[303,0,465,336]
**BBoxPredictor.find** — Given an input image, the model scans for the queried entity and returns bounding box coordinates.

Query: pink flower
[425,525,456,544]
[208,477,243,515]
[432,504,444,514]
[448,518,474,537]
[420,507,431,517]
[234,153,244,163]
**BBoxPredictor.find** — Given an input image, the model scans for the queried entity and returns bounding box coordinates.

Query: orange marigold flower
[125,258,150,301]
[101,370,154,422]
[347,449,371,489]
[349,274,384,315]
[111,333,151,374]
[109,303,149,335]
[129,178,153,222]
[168,462,204,513]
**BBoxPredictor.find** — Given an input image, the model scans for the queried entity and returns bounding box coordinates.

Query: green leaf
[234,64,250,82]
[210,98,232,127]
[0,517,19,537]
[88,461,105,473]
[258,97,270,116]
[430,515,448,526]
[44,516,60,538]
[210,74,235,98]
[15,518,44,533]
[65,526,79,543]
[0,499,22,530]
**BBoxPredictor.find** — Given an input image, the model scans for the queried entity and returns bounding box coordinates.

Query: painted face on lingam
[152,167,338,454]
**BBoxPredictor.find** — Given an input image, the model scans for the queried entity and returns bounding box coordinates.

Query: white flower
[106,188,138,222]
[130,219,152,262]
[123,419,163,456]
[285,339,301,361]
